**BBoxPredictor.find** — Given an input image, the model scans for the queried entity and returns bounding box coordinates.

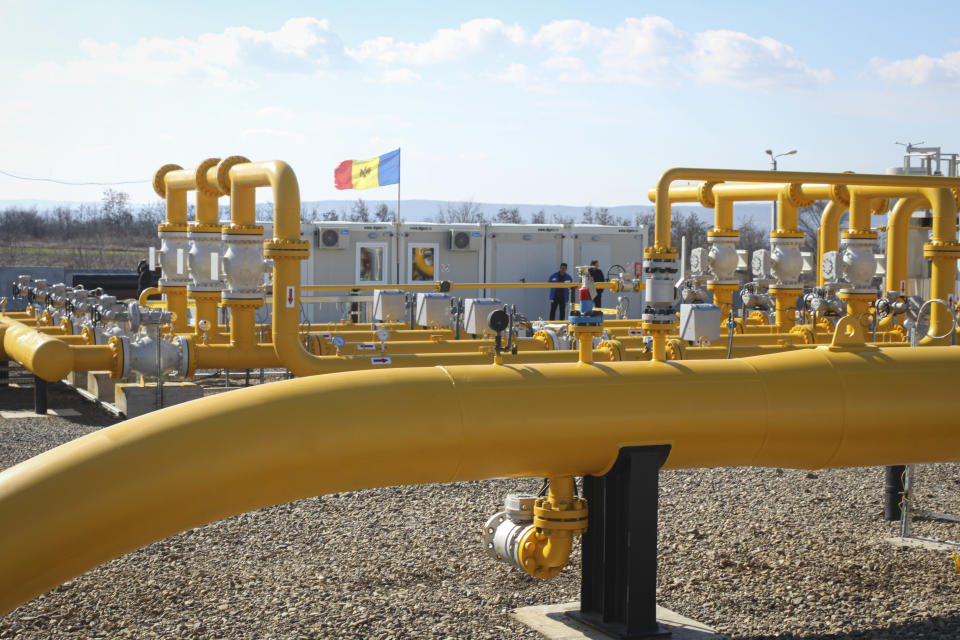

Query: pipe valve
[482,478,587,579]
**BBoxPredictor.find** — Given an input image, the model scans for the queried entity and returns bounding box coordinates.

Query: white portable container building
[566,224,648,314]
[397,222,484,297]
[301,221,398,323]
[483,224,567,321]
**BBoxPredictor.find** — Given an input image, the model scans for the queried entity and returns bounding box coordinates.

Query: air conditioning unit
[317,227,350,249]
[449,229,480,251]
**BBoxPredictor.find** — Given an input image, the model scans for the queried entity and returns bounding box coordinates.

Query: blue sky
[1,1,959,206]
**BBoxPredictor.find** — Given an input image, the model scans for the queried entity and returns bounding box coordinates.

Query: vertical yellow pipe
[920,187,960,343]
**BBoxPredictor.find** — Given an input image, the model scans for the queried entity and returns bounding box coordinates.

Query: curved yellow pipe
[138,287,162,305]
[2,346,960,614]
[879,197,926,329]
[816,200,848,287]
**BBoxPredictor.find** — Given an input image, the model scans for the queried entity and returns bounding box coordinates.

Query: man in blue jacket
[548,262,573,320]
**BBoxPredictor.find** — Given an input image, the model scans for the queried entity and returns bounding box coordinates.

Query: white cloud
[29,17,349,86]
[381,68,420,83]
[528,16,831,89]
[871,52,960,86]
[693,30,833,88]
[349,18,526,65]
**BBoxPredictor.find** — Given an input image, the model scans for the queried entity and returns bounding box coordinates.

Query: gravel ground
[1,381,958,639]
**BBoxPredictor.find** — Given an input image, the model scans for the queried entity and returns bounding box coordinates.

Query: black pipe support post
[884,465,906,521]
[572,444,672,639]
[33,375,48,415]
[0,360,8,387]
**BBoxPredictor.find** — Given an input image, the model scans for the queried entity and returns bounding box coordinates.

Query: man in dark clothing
[588,260,606,308]
[137,259,151,296]
[548,263,573,320]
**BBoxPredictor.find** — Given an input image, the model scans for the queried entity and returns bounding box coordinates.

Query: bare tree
[436,201,485,223]
[530,209,546,224]
[349,199,370,222]
[581,206,594,224]
[321,209,339,221]
[553,212,575,225]
[373,203,394,222]
[494,207,522,223]
[594,207,614,225]
[737,218,767,253]
[797,201,826,254]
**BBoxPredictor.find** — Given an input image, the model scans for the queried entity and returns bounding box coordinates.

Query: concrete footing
[86,371,121,403]
[116,382,203,418]
[512,602,726,640]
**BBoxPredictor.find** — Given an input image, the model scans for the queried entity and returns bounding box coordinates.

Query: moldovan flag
[334,149,400,190]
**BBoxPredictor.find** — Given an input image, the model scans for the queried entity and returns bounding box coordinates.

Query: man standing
[588,260,606,308]
[548,262,573,320]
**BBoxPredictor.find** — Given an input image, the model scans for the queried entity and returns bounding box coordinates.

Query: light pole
[765,149,797,232]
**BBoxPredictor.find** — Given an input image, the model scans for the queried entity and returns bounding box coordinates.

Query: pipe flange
[789,324,816,344]
[195,158,222,198]
[643,246,678,261]
[153,164,183,198]
[532,496,588,533]
[698,181,720,209]
[223,223,265,236]
[263,238,311,259]
[830,184,850,206]
[216,155,252,194]
[785,183,815,208]
[107,336,124,379]
[923,241,960,259]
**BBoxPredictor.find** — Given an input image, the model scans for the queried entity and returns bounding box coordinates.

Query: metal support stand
[572,445,672,639]
[0,360,8,388]
[884,465,905,521]
[33,375,48,415]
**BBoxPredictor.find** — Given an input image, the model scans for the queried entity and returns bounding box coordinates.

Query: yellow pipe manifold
[1,345,960,614]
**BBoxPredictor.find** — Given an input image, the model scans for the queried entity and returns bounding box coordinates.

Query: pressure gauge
[376,328,390,343]
[197,319,211,333]
[332,335,346,348]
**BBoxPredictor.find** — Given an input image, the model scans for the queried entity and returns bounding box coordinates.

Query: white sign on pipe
[176,248,184,275]
[285,286,296,308]
[149,246,156,270]
[210,252,219,281]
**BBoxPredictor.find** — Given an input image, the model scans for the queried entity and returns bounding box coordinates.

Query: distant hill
[0,198,776,230]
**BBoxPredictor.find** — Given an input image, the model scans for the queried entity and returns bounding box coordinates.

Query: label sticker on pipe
[628,329,643,336]
[371,356,392,365]
[319,333,331,339]
[149,246,156,270]
[286,286,296,308]
[900,280,906,297]
[176,249,184,275]
[357,343,376,350]
[210,252,219,281]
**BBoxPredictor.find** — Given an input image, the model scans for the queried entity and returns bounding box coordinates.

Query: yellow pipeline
[2,344,960,613]
[885,196,926,296]
[1,317,117,381]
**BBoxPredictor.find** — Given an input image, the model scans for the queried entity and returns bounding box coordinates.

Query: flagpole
[396,147,401,285]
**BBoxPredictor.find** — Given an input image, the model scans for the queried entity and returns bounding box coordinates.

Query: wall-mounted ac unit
[317,227,350,249]
[449,229,480,251]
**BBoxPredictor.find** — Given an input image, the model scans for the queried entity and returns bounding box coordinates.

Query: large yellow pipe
[2,345,960,614]
[1,318,116,381]
[885,197,926,296]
